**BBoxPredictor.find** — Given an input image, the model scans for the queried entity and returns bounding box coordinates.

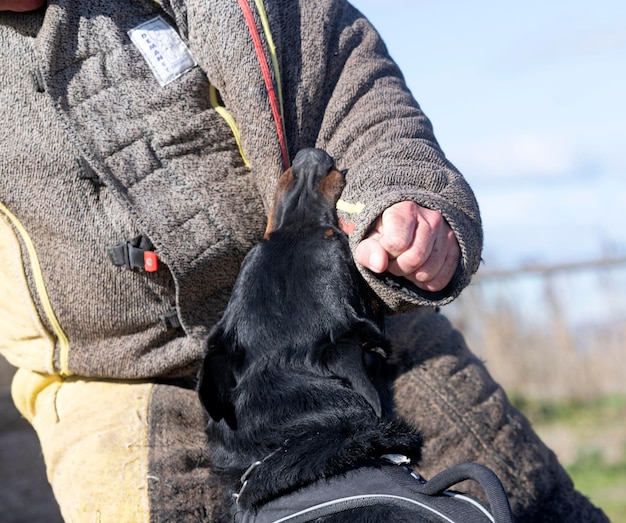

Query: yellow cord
[254,0,288,157]
[209,85,251,168]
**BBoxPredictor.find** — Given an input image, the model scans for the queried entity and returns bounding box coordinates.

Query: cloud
[454,133,580,182]
[578,27,626,54]
[472,169,626,268]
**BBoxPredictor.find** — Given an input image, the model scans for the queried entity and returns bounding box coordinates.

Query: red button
[144,251,158,272]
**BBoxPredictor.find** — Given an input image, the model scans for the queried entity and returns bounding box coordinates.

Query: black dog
[198,148,424,521]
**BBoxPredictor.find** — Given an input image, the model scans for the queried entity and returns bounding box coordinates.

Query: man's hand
[354,201,460,292]
[0,0,45,12]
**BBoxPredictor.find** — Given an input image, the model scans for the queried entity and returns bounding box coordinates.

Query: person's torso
[0,5,266,379]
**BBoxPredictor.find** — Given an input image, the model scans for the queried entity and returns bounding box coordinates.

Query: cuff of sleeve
[337,189,482,312]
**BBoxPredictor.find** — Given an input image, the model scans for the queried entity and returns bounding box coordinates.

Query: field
[446,259,626,521]
[515,395,626,522]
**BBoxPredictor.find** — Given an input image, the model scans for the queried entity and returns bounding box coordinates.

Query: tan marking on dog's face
[264,168,295,238]
[318,168,345,204]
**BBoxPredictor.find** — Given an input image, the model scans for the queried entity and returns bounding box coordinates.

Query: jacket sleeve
[186,0,483,312]
[283,0,483,311]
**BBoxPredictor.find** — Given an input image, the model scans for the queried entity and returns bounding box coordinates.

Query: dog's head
[198,148,389,433]
[264,148,345,238]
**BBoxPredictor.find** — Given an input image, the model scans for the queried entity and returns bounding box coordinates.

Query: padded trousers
[11,308,608,522]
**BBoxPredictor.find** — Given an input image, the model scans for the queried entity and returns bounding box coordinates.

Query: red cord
[237,0,290,170]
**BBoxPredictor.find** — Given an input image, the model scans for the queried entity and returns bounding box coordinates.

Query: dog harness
[235,458,513,523]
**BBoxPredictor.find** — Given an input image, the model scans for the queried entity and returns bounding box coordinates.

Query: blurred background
[351,0,626,519]
[1,1,624,521]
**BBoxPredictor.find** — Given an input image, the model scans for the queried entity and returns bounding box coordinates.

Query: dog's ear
[197,326,241,430]
[324,341,384,418]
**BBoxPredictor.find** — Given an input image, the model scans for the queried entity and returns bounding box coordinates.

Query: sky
[349,0,626,271]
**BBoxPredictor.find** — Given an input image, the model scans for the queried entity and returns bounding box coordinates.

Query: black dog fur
[198,148,424,521]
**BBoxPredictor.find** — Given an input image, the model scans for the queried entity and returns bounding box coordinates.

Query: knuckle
[400,248,427,271]
[428,210,444,228]
[381,233,411,256]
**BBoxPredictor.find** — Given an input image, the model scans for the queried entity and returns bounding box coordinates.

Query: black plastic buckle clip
[107,235,158,272]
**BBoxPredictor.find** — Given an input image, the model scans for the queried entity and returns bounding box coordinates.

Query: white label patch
[128,16,196,87]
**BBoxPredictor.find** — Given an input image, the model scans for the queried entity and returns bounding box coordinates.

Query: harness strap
[263,493,469,523]
[414,462,513,523]
[238,462,512,523]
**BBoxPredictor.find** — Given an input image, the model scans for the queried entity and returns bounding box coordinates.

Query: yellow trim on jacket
[0,202,70,376]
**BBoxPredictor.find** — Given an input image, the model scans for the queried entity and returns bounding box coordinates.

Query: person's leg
[11,369,223,522]
[147,381,225,522]
[387,308,609,522]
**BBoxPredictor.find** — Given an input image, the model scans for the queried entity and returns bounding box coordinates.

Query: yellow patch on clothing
[12,369,153,523]
[336,199,366,215]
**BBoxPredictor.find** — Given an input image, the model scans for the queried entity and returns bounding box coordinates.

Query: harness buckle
[381,454,412,466]
[234,460,263,502]
[108,234,158,272]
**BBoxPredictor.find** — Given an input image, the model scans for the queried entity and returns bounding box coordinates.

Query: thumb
[355,237,389,274]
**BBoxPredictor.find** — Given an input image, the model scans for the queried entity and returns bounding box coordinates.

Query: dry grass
[445,259,626,401]
[444,259,626,520]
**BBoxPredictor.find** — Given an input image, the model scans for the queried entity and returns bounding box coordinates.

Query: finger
[388,218,436,276]
[387,212,460,291]
[414,236,460,292]
[354,237,389,274]
[376,202,418,259]
[384,206,441,277]
[412,222,453,282]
